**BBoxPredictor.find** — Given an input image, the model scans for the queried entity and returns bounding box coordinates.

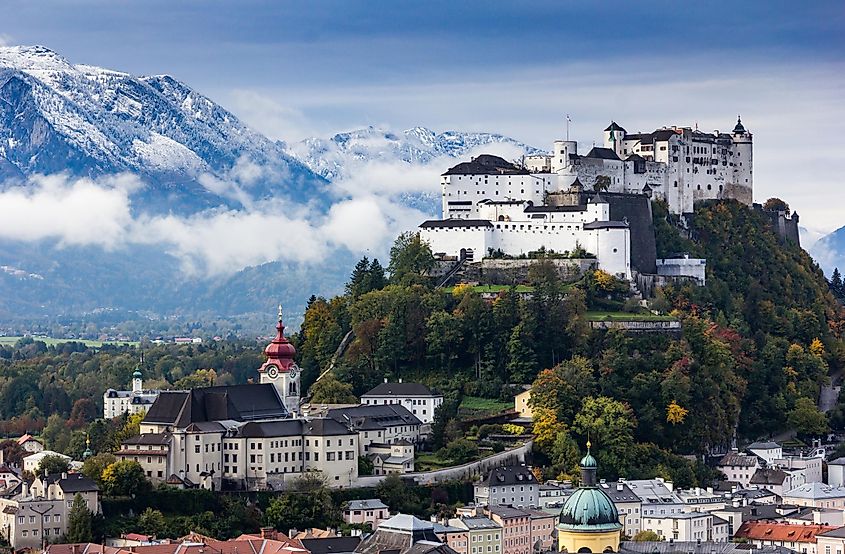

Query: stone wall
[354,441,533,488]
[463,258,595,285]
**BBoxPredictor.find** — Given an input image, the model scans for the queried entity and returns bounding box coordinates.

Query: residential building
[300,537,361,554]
[639,512,727,542]
[0,464,21,489]
[748,442,783,465]
[816,527,845,554]
[514,388,532,420]
[47,531,305,554]
[474,466,539,508]
[750,468,805,498]
[785,508,845,527]
[356,514,458,554]
[361,381,443,425]
[538,481,572,509]
[367,441,415,475]
[23,450,71,474]
[521,508,556,552]
[735,521,835,554]
[343,499,390,529]
[0,473,99,549]
[717,451,761,489]
[618,542,796,554]
[17,434,44,454]
[773,455,824,485]
[485,506,532,554]
[783,483,845,509]
[676,487,727,512]
[600,481,642,536]
[623,478,685,517]
[447,516,501,554]
[828,458,845,487]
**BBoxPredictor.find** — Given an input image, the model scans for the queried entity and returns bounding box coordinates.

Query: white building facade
[103,368,161,419]
[361,381,443,424]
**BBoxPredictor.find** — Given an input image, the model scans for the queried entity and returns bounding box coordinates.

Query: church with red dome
[257,305,301,413]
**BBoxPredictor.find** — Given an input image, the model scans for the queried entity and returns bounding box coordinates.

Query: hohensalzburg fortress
[419,118,751,279]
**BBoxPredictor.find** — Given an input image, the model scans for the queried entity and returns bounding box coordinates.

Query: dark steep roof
[328,404,421,432]
[583,221,629,229]
[484,465,536,487]
[604,122,626,133]
[122,433,171,445]
[144,384,287,427]
[585,147,621,160]
[43,473,98,493]
[718,452,760,467]
[301,537,361,554]
[443,154,529,176]
[750,468,788,486]
[363,383,439,397]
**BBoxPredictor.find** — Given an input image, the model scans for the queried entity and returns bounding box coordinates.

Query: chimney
[616,483,623,492]
[384,378,388,383]
[398,378,402,383]
[61,472,68,480]
[21,482,28,498]
[813,510,822,525]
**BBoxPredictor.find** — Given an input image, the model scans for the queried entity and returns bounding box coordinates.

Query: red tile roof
[735,521,838,543]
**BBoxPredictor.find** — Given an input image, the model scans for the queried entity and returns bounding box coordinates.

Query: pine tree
[368,258,387,291]
[832,268,843,299]
[66,493,93,543]
[345,257,371,298]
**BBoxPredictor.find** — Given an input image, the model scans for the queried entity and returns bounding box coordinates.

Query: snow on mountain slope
[288,125,543,181]
[0,45,326,212]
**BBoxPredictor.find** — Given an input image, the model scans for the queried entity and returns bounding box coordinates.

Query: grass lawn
[459,396,512,414]
[585,311,677,322]
[415,453,455,471]
[0,336,139,348]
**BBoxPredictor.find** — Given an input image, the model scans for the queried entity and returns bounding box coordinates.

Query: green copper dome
[580,452,597,468]
[133,369,143,379]
[558,487,622,532]
[558,441,622,533]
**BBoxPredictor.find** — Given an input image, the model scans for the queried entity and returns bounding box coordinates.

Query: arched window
[578,548,592,554]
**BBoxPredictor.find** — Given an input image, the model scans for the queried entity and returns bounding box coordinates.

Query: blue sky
[3,0,845,233]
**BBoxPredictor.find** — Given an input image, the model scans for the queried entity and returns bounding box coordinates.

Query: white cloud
[227,90,320,143]
[0,174,138,248]
[0,34,13,47]
[0,173,428,277]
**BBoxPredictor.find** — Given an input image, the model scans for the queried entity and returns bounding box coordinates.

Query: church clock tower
[257,305,301,414]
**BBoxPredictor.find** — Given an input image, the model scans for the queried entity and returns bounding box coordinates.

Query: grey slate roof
[619,543,793,554]
[328,404,422,432]
[599,482,640,503]
[748,441,780,449]
[356,514,453,554]
[718,452,760,467]
[345,499,389,511]
[301,537,361,554]
[585,147,621,161]
[144,384,287,427]
[43,473,99,493]
[363,383,439,397]
[122,433,171,445]
[484,465,536,487]
[750,468,788,486]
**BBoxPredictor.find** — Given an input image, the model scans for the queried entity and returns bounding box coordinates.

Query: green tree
[594,175,611,192]
[763,197,790,215]
[388,232,434,285]
[101,460,150,497]
[788,397,828,437]
[633,530,661,542]
[137,507,166,537]
[66,493,93,543]
[264,475,338,531]
[308,373,357,404]
[42,414,71,453]
[37,454,70,476]
[81,452,117,487]
[358,456,374,476]
[437,438,479,464]
[572,396,637,478]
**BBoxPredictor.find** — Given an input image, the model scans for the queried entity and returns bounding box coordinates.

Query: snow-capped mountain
[0,45,326,212]
[810,225,845,277]
[288,125,543,181]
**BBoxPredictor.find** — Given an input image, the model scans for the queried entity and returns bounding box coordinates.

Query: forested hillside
[295,200,845,483]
